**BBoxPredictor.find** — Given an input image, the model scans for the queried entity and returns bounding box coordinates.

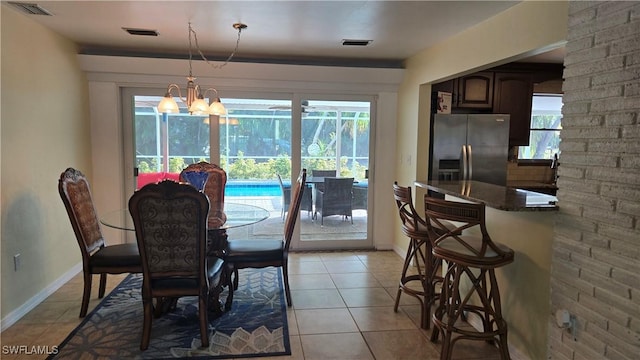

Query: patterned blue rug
[49,268,290,359]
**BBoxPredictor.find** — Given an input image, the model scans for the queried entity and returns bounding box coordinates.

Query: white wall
[79,55,403,251]
[1,6,90,326]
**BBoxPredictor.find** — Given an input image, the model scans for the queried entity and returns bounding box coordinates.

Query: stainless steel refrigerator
[429,114,510,186]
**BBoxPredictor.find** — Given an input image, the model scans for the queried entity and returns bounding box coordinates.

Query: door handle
[467,145,473,181]
[461,145,468,181]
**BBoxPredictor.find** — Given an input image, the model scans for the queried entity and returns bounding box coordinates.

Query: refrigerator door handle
[467,144,473,181]
[461,145,468,181]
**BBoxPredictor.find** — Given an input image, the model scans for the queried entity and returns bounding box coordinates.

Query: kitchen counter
[414,180,558,211]
[413,179,557,359]
[507,180,558,196]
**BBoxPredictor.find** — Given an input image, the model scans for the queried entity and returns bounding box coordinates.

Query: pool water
[225,181,283,197]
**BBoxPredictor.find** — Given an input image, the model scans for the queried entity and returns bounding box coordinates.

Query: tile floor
[1,250,503,359]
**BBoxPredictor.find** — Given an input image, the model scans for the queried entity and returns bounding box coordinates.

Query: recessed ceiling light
[123,27,159,37]
[342,39,372,46]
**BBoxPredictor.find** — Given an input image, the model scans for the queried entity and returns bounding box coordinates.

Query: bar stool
[424,196,514,360]
[392,182,444,329]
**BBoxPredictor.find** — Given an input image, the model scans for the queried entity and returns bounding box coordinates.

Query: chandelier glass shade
[158,22,246,116]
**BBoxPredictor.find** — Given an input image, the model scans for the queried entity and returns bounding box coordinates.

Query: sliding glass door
[123,89,373,250]
[297,98,371,249]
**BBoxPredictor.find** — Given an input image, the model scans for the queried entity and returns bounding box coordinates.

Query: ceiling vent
[8,2,52,15]
[123,27,159,37]
[342,39,372,47]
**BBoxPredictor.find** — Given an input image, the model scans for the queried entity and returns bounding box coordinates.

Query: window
[518,94,562,160]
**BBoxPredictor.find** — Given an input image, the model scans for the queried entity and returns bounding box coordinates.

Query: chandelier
[157,22,247,116]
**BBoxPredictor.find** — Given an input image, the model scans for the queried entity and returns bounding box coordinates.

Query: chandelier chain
[189,22,243,71]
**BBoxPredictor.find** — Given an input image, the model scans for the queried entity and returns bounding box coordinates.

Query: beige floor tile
[295,308,358,334]
[349,306,417,331]
[370,271,403,288]
[400,304,439,333]
[318,252,363,261]
[2,250,511,360]
[289,274,336,290]
[338,287,396,307]
[362,261,402,276]
[387,286,426,306]
[290,289,345,309]
[287,308,299,336]
[287,335,305,360]
[299,333,374,360]
[33,322,77,349]
[356,250,402,262]
[288,261,328,275]
[289,253,323,262]
[0,323,51,346]
[240,335,304,360]
[19,302,75,325]
[434,337,503,360]
[330,272,381,288]
[323,260,369,273]
[362,329,441,359]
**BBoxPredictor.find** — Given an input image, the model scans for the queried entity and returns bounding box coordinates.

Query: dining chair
[128,180,225,350]
[315,177,354,225]
[58,167,142,318]
[180,161,227,228]
[224,169,307,308]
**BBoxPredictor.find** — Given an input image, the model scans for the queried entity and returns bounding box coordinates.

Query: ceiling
[5,0,565,67]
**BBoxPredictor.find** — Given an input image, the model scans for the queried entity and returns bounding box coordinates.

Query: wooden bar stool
[392,182,444,329]
[424,196,514,360]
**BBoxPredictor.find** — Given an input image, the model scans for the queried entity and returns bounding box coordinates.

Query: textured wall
[548,2,640,359]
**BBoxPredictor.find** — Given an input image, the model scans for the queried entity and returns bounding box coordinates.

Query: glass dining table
[100,202,270,257]
[101,202,269,315]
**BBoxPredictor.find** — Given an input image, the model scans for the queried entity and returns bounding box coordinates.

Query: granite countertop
[414,180,559,212]
[507,180,558,190]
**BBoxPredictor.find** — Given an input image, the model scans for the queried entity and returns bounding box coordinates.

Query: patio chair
[315,177,354,225]
[279,173,312,220]
[128,180,225,350]
[311,169,336,193]
[58,167,142,318]
[277,173,291,220]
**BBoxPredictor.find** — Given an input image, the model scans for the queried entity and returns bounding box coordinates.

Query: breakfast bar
[414,180,558,360]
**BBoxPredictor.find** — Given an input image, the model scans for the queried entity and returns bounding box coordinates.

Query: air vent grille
[8,2,52,15]
[342,39,372,46]
[123,28,159,36]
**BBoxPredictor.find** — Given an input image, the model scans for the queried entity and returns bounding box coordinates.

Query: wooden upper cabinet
[493,72,534,146]
[456,72,494,108]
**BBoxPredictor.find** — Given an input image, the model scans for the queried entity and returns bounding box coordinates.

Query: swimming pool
[225,181,283,197]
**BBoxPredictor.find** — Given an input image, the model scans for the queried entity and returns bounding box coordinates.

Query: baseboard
[1,263,82,332]
[466,312,528,360]
[393,244,406,260]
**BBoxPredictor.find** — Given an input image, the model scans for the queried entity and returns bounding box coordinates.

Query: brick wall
[548,2,640,359]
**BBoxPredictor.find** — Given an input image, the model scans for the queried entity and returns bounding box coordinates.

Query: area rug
[49,268,290,359]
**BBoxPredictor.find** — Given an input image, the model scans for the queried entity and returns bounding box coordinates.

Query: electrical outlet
[14,253,21,271]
